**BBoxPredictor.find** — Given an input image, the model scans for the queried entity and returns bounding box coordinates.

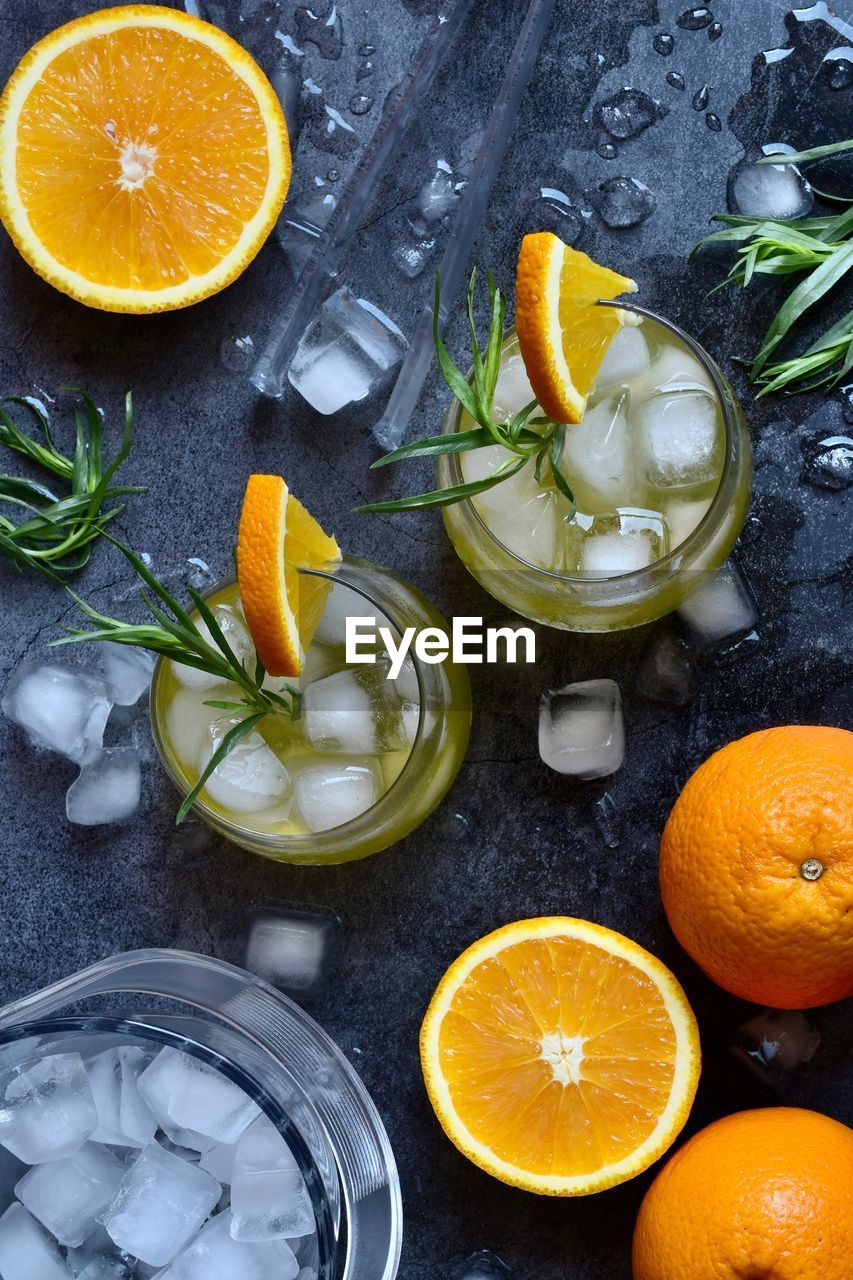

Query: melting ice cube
[634,630,695,706]
[677,559,758,651]
[158,1210,299,1280]
[98,643,155,706]
[16,1142,126,1246]
[199,722,291,816]
[66,749,142,826]
[594,325,650,389]
[230,1115,314,1243]
[538,679,624,778]
[635,390,721,489]
[1,664,111,764]
[302,666,405,754]
[293,763,379,832]
[138,1048,260,1147]
[87,1046,157,1148]
[0,1052,97,1164]
[313,582,383,648]
[482,490,563,570]
[578,509,666,576]
[288,287,408,416]
[649,345,714,395]
[407,162,458,236]
[730,159,813,220]
[0,1201,71,1280]
[244,906,340,997]
[100,1140,221,1266]
[560,393,633,513]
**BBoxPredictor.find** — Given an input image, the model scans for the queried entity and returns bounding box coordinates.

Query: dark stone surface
[0,1,851,1277]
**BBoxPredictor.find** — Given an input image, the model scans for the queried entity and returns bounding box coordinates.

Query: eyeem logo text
[346,616,536,678]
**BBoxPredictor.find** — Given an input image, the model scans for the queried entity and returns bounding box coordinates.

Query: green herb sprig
[354,270,576,519]
[51,536,301,823]
[696,138,853,396]
[0,392,145,576]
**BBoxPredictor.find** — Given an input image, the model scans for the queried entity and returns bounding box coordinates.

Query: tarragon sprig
[0,392,145,576]
[354,270,576,519]
[695,138,853,396]
[50,536,301,824]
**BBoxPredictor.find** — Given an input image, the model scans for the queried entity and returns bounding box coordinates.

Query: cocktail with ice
[150,562,471,863]
[439,309,751,630]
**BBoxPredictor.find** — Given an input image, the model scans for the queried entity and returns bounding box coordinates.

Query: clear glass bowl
[149,557,472,864]
[438,308,752,632]
[0,950,402,1280]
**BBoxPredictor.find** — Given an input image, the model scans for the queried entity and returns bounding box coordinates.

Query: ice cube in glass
[635,390,721,489]
[594,325,650,389]
[171,605,254,691]
[137,1047,260,1145]
[302,666,404,754]
[0,1052,97,1163]
[16,1142,126,1246]
[87,1046,157,1148]
[578,509,666,576]
[0,1201,71,1280]
[230,1115,314,1242]
[292,763,380,832]
[199,723,291,815]
[560,392,633,513]
[157,1209,299,1280]
[538,679,624,778]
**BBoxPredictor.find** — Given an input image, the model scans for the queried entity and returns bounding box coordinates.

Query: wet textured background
[0,1,852,1277]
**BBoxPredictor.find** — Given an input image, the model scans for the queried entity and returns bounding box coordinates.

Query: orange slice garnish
[515,233,638,423]
[420,917,700,1196]
[0,6,290,312]
[237,474,340,678]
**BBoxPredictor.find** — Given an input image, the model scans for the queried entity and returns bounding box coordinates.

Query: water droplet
[219,333,255,373]
[275,31,305,58]
[592,793,622,848]
[310,104,359,156]
[597,140,618,159]
[356,59,375,81]
[737,515,765,548]
[666,70,686,90]
[295,3,344,60]
[596,87,665,140]
[676,7,714,30]
[801,435,853,490]
[713,628,761,666]
[185,557,215,590]
[822,48,853,90]
[358,43,375,56]
[349,93,373,115]
[706,111,722,132]
[326,168,339,181]
[730,160,813,219]
[595,176,655,228]
[708,20,723,40]
[692,83,710,110]
[590,50,607,72]
[653,32,675,55]
[840,383,853,424]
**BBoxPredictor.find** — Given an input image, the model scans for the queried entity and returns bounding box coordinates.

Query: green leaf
[755,137,853,167]
[432,274,481,424]
[354,455,527,513]
[751,241,853,375]
[176,712,266,824]
[370,427,498,467]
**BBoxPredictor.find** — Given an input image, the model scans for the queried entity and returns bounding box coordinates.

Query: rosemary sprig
[696,138,853,396]
[0,392,145,576]
[49,536,301,824]
[354,270,576,520]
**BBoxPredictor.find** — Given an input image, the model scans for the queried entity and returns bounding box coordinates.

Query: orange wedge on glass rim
[237,474,341,678]
[515,233,638,424]
[0,5,290,312]
[420,917,700,1196]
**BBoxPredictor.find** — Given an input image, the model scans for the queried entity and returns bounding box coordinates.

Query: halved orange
[0,6,290,312]
[515,233,637,424]
[237,474,341,678]
[420,917,700,1196]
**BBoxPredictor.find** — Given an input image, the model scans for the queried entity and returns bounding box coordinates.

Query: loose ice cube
[491,353,537,423]
[66,749,142,826]
[244,907,340,997]
[1,664,111,764]
[594,327,650,389]
[449,1250,513,1280]
[171,605,255,690]
[199,723,291,815]
[578,509,666,576]
[677,560,758,651]
[538,679,624,779]
[137,1048,260,1146]
[635,631,695,706]
[407,162,458,236]
[560,393,633,513]
[99,643,154,706]
[636,391,721,489]
[313,582,383,648]
[88,1047,157,1148]
[293,763,379,832]
[0,1202,71,1280]
[231,1116,314,1242]
[288,287,408,415]
[100,1140,220,1266]
[0,1052,97,1163]
[158,1210,299,1280]
[303,667,404,753]
[16,1143,126,1246]
[730,160,813,220]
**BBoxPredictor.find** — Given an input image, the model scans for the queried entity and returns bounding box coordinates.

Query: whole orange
[632,1107,853,1280]
[659,726,853,1008]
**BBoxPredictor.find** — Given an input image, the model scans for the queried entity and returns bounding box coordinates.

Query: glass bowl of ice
[149,561,471,864]
[0,949,402,1280]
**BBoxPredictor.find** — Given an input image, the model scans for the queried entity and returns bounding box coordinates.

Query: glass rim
[446,302,743,584]
[149,558,431,852]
